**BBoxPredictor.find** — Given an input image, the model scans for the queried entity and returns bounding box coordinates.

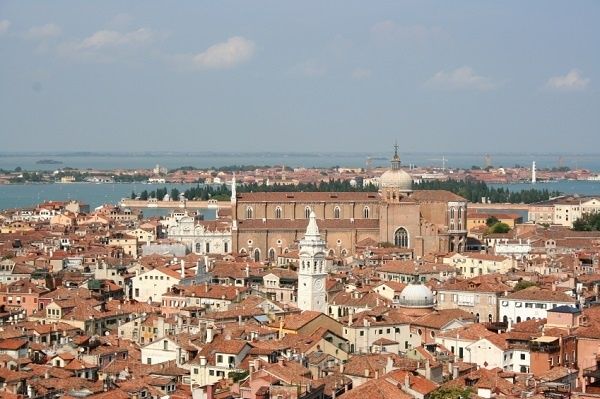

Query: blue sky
[0,1,598,153]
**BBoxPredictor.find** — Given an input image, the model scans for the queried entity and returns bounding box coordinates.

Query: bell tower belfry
[297,211,327,313]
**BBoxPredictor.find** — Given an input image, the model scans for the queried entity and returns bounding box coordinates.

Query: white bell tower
[297,211,327,313]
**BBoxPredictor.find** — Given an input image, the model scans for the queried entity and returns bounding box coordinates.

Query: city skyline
[0,1,598,153]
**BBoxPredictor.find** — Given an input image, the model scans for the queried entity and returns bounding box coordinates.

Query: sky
[0,1,598,154]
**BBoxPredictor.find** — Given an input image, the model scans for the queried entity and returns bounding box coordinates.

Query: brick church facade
[231,149,467,261]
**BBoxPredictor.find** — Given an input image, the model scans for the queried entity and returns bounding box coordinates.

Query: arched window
[246,206,253,219]
[458,207,462,220]
[363,206,370,219]
[450,207,455,220]
[275,206,282,219]
[334,206,341,219]
[224,242,229,253]
[195,243,201,253]
[205,243,210,253]
[305,206,311,219]
[394,227,409,248]
[268,248,276,261]
[254,248,260,262]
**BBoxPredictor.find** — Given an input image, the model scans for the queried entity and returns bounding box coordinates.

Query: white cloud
[289,60,327,77]
[25,23,62,40]
[546,69,590,91]
[78,28,155,50]
[57,27,162,62]
[425,66,496,91]
[0,20,10,35]
[351,68,372,80]
[192,36,255,69]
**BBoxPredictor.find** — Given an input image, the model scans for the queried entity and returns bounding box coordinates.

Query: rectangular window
[217,355,223,363]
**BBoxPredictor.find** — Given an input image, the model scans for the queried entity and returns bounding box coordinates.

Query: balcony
[529,337,560,353]
[529,342,560,353]
[584,365,600,380]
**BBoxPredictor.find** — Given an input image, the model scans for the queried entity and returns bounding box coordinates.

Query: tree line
[130,178,559,204]
[415,179,560,204]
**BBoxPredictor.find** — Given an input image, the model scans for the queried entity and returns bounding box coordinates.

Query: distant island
[36,159,63,165]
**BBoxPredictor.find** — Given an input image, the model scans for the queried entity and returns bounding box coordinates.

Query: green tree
[572,213,600,231]
[130,191,136,200]
[489,222,511,234]
[486,216,500,227]
[140,190,149,200]
[171,188,180,200]
[429,387,472,399]
[514,280,537,291]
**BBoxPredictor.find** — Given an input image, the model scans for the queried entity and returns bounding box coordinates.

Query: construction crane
[428,156,448,171]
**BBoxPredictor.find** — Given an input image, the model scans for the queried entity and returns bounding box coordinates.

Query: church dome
[379,144,413,192]
[380,169,413,191]
[398,283,434,308]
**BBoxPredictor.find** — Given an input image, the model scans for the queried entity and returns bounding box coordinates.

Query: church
[231,147,467,261]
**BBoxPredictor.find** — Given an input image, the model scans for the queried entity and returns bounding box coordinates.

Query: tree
[514,280,537,291]
[140,190,149,200]
[171,188,180,201]
[429,387,472,399]
[486,216,500,227]
[130,191,136,200]
[572,213,600,231]
[489,222,510,234]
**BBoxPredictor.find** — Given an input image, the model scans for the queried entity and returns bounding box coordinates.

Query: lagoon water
[1,180,599,212]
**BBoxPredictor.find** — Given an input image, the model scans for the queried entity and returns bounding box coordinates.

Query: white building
[166,213,232,255]
[141,336,197,366]
[297,211,327,314]
[131,266,183,303]
[499,286,577,324]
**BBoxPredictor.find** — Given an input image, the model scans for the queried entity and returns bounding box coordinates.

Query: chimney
[364,368,370,378]
[206,325,214,343]
[206,383,215,399]
[404,373,410,389]
[452,364,459,380]
[180,259,185,279]
[425,359,431,380]
[386,355,393,373]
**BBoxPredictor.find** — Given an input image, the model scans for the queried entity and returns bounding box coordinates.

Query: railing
[529,343,560,353]
[584,365,600,379]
